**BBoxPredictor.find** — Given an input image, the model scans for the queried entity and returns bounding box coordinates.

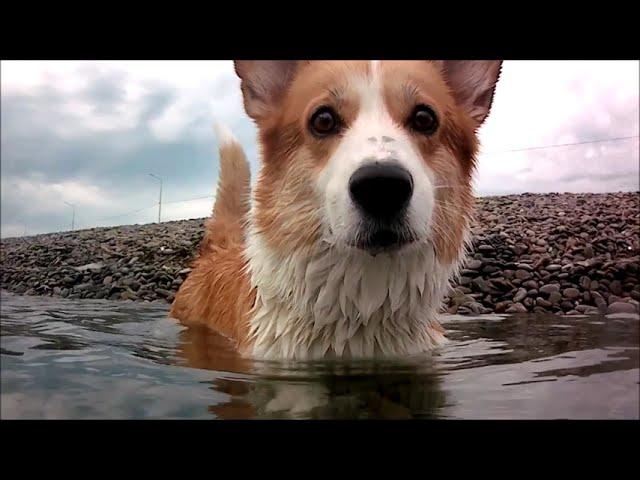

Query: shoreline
[2,192,639,316]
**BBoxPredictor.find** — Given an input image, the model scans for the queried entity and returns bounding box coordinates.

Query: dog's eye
[409,105,438,134]
[309,107,340,137]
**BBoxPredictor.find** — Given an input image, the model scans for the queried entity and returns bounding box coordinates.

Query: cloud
[1,60,638,238]
[474,60,639,196]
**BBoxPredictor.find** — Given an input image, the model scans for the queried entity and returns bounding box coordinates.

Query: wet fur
[171,60,501,360]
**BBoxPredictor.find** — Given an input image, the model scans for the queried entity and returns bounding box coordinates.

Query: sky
[1,60,638,238]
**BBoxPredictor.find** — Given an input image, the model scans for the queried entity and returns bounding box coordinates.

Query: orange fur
[171,60,501,355]
[170,138,255,350]
[380,61,478,263]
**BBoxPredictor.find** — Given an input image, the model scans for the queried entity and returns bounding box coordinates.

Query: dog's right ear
[234,61,301,120]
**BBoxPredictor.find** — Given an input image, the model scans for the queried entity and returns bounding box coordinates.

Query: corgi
[170,60,502,360]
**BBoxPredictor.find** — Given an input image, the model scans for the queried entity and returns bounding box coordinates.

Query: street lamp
[64,202,75,230]
[148,173,163,223]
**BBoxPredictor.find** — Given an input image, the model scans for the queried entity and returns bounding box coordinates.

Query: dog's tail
[203,122,251,248]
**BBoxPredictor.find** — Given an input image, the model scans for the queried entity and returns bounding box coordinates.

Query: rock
[120,290,138,301]
[74,282,93,293]
[540,284,561,295]
[607,302,638,314]
[608,295,623,305]
[452,293,476,306]
[516,263,534,272]
[560,300,575,311]
[505,302,527,313]
[563,288,581,299]
[549,292,562,305]
[155,288,174,299]
[584,244,594,258]
[536,297,552,308]
[467,302,488,314]
[579,276,591,290]
[495,301,511,313]
[609,280,623,295]
[592,291,608,313]
[513,288,527,303]
[482,265,500,274]
[74,262,104,272]
[490,278,513,292]
[466,259,483,270]
[2,192,637,317]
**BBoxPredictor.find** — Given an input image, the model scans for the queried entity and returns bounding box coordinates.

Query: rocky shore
[2,192,639,316]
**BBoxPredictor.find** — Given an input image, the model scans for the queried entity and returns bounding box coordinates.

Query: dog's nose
[349,163,413,219]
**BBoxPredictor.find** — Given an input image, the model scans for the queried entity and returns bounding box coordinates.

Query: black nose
[349,163,413,219]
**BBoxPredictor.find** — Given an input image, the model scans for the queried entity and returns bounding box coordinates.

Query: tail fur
[203,122,251,249]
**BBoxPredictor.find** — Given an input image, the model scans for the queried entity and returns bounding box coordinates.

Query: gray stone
[540,284,561,295]
[609,280,623,295]
[515,270,532,280]
[505,302,527,313]
[513,288,527,303]
[563,288,581,299]
[549,292,562,305]
[536,297,552,308]
[592,291,608,313]
[74,262,104,272]
[466,259,483,270]
[608,302,638,314]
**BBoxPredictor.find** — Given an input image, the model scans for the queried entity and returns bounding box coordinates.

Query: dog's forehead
[286,60,446,109]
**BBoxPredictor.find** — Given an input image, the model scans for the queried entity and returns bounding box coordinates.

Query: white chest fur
[244,230,458,360]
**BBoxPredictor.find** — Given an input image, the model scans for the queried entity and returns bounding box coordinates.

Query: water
[1,291,638,419]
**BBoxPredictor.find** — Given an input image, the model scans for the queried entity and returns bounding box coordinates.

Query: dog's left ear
[436,60,503,126]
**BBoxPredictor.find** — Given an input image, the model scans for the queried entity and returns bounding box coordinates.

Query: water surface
[1,291,638,419]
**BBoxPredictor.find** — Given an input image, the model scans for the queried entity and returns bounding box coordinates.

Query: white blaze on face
[316,61,436,247]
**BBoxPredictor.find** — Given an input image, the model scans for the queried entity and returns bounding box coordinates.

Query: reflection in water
[1,291,638,419]
[176,326,446,419]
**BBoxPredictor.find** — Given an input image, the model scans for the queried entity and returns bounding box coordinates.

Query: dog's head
[235,61,501,263]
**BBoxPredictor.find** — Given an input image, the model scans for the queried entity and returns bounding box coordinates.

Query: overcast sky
[1,60,638,238]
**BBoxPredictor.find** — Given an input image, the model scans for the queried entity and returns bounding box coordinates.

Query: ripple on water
[1,291,638,419]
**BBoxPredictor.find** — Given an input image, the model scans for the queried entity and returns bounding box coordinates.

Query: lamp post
[148,173,163,223]
[64,202,75,230]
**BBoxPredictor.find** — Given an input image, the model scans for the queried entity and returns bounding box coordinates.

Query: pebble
[1,193,637,315]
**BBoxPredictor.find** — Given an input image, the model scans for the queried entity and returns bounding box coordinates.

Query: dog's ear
[437,60,502,126]
[234,61,302,120]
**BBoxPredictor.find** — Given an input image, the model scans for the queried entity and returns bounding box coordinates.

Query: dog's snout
[349,163,413,219]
